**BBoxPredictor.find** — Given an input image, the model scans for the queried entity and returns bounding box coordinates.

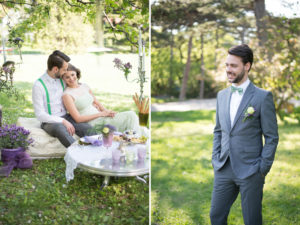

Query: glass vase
[102,133,113,148]
[139,112,149,127]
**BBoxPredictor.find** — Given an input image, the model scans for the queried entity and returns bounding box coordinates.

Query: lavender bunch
[0,124,34,149]
[113,58,132,81]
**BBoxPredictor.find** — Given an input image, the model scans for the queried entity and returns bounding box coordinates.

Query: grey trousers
[210,158,265,225]
[41,114,94,148]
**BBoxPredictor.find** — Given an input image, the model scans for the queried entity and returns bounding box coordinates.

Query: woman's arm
[89,89,107,111]
[62,94,109,123]
[89,90,117,117]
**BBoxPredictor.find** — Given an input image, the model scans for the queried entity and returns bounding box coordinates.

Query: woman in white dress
[62,64,140,134]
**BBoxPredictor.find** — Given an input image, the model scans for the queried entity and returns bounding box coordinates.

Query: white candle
[142,41,145,72]
[138,27,142,57]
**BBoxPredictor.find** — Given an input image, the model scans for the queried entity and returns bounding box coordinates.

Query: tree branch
[64,0,95,8]
[103,9,139,46]
[75,0,95,5]
[128,0,141,10]
[103,10,115,29]
[65,0,81,7]
[0,1,36,6]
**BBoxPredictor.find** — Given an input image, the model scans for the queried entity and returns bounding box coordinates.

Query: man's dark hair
[228,44,253,72]
[47,50,70,71]
[67,63,81,80]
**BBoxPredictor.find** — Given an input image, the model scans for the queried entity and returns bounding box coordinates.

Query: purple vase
[103,133,113,147]
[0,147,33,177]
[1,147,25,163]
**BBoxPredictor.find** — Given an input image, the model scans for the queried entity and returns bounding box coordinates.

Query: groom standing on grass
[210,44,279,225]
[32,50,93,147]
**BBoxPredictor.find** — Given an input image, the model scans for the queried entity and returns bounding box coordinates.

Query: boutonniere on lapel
[243,106,256,122]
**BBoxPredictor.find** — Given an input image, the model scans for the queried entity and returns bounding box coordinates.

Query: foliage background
[151,0,300,123]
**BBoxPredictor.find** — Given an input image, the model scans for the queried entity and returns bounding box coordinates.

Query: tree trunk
[254,0,267,46]
[95,0,104,48]
[179,34,193,101]
[199,33,205,99]
[214,25,219,69]
[239,26,245,44]
[169,31,174,94]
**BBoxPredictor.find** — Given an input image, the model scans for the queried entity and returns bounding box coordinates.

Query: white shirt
[230,78,250,127]
[32,72,67,123]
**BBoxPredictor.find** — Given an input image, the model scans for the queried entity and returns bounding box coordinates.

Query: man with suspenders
[32,50,93,147]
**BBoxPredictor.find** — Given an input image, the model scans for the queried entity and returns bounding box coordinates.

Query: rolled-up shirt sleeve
[32,82,64,123]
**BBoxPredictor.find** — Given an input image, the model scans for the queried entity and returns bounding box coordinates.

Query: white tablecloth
[64,141,149,182]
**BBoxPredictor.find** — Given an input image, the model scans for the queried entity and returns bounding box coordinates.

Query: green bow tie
[231,86,243,95]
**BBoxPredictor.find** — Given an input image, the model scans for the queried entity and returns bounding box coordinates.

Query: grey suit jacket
[212,82,279,179]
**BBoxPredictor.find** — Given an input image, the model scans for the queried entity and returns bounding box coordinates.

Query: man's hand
[62,119,75,136]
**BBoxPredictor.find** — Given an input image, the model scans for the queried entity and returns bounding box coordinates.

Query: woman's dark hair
[47,50,70,71]
[67,63,81,80]
[228,44,253,72]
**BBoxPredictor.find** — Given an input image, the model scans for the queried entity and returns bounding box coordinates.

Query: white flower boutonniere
[243,106,256,122]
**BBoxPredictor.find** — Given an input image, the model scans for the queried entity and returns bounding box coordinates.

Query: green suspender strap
[60,78,65,91]
[38,78,52,115]
[38,78,65,115]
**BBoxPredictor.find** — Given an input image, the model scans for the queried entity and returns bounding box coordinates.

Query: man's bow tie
[231,86,243,95]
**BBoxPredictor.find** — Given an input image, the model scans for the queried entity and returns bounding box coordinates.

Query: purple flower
[3,66,11,74]
[113,58,132,81]
[0,124,34,149]
[113,58,123,69]
[101,124,116,137]
[124,62,132,69]
[104,124,116,132]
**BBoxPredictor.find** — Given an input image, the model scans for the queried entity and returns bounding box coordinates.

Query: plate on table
[124,130,138,139]
[113,134,147,145]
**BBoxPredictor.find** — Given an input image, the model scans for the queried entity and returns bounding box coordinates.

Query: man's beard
[54,72,60,78]
[228,69,245,84]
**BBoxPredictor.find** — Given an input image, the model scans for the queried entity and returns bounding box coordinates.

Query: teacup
[112,149,122,162]
[137,146,147,161]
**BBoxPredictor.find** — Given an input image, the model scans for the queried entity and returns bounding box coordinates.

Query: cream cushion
[16,117,79,159]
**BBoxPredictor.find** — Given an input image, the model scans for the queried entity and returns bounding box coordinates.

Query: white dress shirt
[230,78,250,127]
[32,72,67,123]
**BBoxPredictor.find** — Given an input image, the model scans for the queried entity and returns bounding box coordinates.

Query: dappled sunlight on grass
[152,121,214,140]
[1,82,149,224]
[151,110,300,225]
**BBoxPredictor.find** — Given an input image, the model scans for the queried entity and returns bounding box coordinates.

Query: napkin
[83,135,102,146]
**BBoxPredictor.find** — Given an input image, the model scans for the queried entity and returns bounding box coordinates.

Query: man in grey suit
[210,44,279,225]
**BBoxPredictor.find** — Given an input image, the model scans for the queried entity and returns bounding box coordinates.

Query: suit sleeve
[260,92,279,175]
[212,93,222,162]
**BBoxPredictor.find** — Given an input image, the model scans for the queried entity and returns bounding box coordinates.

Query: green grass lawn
[151,111,300,225]
[0,82,149,225]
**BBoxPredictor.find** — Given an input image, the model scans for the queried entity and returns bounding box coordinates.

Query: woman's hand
[107,110,117,118]
[99,111,111,117]
[93,103,101,112]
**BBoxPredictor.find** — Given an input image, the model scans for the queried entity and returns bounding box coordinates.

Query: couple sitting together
[32,50,140,148]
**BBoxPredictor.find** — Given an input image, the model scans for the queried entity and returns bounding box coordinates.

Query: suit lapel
[231,82,255,131]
